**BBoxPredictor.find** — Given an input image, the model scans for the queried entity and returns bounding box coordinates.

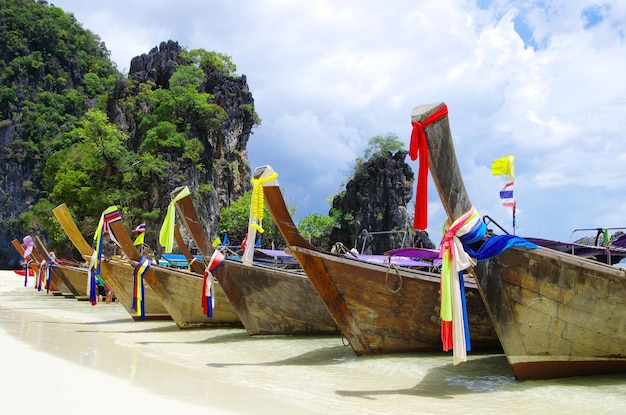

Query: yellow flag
[133,232,145,246]
[211,237,221,247]
[491,155,514,180]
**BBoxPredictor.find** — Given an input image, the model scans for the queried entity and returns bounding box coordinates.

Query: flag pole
[512,201,516,235]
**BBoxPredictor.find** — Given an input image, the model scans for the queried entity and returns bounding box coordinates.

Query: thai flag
[132,222,146,233]
[499,181,515,208]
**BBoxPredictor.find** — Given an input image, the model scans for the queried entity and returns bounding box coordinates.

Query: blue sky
[50,0,626,246]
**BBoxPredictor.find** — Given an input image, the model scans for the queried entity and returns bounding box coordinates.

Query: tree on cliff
[0,1,260,267]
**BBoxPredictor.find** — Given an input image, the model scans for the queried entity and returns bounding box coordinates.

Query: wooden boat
[52,203,171,320]
[413,101,626,379]
[12,238,73,297]
[104,208,240,328]
[255,165,501,355]
[171,187,339,336]
[32,235,90,301]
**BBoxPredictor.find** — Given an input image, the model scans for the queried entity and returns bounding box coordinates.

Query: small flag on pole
[132,222,146,233]
[499,181,515,208]
[491,155,514,181]
[133,232,145,246]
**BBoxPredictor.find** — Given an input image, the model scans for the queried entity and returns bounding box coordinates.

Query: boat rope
[409,103,448,230]
[250,171,278,233]
[384,263,403,293]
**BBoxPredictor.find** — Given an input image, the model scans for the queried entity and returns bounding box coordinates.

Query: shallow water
[1,271,625,414]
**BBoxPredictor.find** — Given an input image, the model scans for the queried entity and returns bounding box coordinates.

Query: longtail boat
[12,237,73,297]
[413,101,626,379]
[32,235,89,301]
[104,206,240,328]
[52,204,171,320]
[252,166,500,355]
[171,187,339,336]
[10,238,63,294]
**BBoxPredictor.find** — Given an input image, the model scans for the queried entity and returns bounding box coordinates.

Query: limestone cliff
[329,150,435,253]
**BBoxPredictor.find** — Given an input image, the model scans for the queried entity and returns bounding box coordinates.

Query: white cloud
[49,0,626,243]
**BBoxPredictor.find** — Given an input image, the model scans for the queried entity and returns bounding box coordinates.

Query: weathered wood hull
[213,260,338,335]
[415,101,626,379]
[105,209,240,329]
[51,204,171,320]
[51,263,90,301]
[475,247,626,380]
[33,236,91,301]
[255,170,500,355]
[172,187,337,336]
[97,258,173,321]
[289,245,500,354]
[104,258,240,328]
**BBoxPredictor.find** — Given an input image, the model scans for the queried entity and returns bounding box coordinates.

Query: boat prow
[414,101,626,380]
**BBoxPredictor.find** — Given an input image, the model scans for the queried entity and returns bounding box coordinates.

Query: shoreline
[0,270,322,414]
[2,269,625,415]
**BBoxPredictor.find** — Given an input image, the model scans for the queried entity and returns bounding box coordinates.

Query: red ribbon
[409,104,448,230]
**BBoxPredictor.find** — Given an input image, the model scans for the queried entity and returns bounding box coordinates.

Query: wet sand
[1,270,625,415]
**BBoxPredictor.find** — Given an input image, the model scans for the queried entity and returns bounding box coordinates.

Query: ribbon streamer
[439,207,480,365]
[243,168,279,265]
[132,256,150,320]
[409,104,449,230]
[202,250,225,317]
[159,186,191,253]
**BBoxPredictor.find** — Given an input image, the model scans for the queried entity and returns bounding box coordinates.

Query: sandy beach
[1,269,625,415]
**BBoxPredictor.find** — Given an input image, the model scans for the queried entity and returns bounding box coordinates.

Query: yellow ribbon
[249,172,278,233]
[159,186,191,253]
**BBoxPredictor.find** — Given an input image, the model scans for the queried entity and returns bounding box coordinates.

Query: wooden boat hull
[256,170,499,355]
[51,263,90,301]
[171,187,336,336]
[11,239,66,296]
[414,101,626,379]
[289,245,500,354]
[213,260,338,335]
[475,247,626,380]
[104,208,240,328]
[104,259,240,328]
[51,204,172,320]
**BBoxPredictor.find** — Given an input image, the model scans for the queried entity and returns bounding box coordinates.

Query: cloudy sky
[50,0,626,246]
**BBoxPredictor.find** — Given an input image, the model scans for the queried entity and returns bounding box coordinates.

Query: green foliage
[363,133,405,160]
[1,1,259,261]
[298,213,337,249]
[183,48,237,77]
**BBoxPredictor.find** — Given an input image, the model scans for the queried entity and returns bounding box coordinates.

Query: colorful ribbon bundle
[87,251,99,305]
[439,207,480,365]
[132,256,150,320]
[202,250,225,317]
[91,207,123,304]
[159,186,191,253]
[438,207,539,365]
